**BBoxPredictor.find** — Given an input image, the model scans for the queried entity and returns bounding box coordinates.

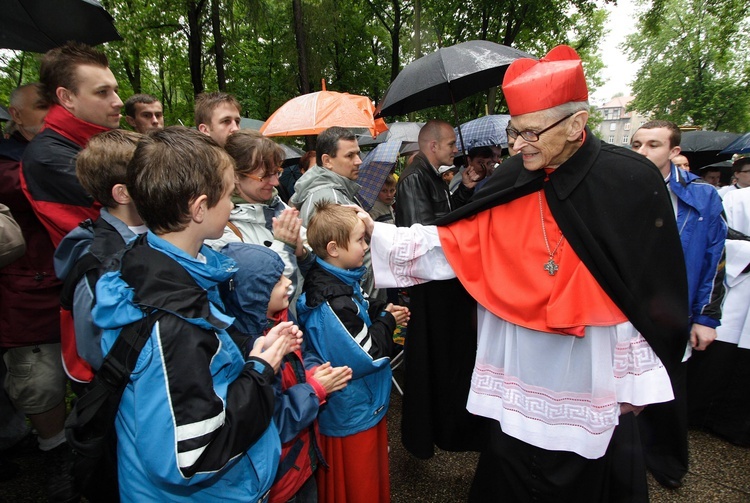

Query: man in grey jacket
[290,126,382,300]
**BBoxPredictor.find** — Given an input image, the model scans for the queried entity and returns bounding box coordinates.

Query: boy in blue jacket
[297,202,409,503]
[91,127,299,502]
[220,243,351,503]
[54,129,147,383]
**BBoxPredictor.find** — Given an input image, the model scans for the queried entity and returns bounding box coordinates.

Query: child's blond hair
[307,202,361,258]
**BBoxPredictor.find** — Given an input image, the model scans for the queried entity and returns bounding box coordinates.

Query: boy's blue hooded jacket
[296,258,395,437]
[92,232,280,502]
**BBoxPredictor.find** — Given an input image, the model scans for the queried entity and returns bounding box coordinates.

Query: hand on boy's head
[345,204,374,236]
[312,363,353,394]
[249,334,288,373]
[272,208,302,247]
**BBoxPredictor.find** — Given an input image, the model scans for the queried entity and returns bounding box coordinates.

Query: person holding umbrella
[366,45,687,501]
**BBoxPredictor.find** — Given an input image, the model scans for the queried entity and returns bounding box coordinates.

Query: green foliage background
[1,0,747,132]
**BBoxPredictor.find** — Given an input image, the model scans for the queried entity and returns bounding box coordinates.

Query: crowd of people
[0,39,747,503]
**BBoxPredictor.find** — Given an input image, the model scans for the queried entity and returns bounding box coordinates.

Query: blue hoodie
[93,232,280,502]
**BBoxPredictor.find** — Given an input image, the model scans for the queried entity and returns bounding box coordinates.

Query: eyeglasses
[506,112,576,143]
[245,167,284,183]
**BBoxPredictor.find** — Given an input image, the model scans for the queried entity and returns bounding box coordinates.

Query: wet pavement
[2,385,749,502]
[386,387,750,502]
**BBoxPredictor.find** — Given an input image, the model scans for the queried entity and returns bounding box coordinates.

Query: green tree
[625,0,750,131]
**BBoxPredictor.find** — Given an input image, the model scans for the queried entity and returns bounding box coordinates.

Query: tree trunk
[187,0,206,97]
[389,0,401,83]
[292,0,314,150]
[211,0,226,91]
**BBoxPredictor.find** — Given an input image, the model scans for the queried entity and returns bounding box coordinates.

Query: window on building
[613,110,620,120]
[610,123,617,131]
[624,123,631,131]
[609,135,615,143]
[622,135,629,144]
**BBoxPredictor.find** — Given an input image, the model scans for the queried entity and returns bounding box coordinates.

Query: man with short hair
[195,91,241,147]
[290,126,363,225]
[21,42,123,247]
[395,119,478,226]
[367,45,688,500]
[673,154,690,171]
[1,83,79,502]
[124,93,164,133]
[700,166,722,187]
[290,126,382,299]
[6,84,50,141]
[718,157,750,197]
[631,120,726,489]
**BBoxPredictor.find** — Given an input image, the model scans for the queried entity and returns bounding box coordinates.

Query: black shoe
[651,470,683,489]
[44,443,80,503]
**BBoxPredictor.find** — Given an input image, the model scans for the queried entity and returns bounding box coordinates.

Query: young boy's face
[377,184,396,206]
[267,274,292,317]
[336,219,368,269]
[204,165,236,239]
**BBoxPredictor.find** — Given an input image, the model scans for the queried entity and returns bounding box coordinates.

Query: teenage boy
[54,130,148,382]
[91,126,296,501]
[195,92,242,147]
[297,202,409,503]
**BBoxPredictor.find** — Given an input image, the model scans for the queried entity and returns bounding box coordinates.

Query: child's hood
[92,233,236,331]
[220,243,285,335]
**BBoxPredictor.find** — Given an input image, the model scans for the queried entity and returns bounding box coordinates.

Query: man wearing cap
[718,157,750,197]
[366,45,688,501]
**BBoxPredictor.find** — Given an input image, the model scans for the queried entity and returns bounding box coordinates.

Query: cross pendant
[544,258,559,276]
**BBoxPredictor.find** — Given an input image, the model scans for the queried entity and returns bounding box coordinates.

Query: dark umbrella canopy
[240,118,265,131]
[375,40,532,118]
[0,0,121,52]
[719,132,750,155]
[0,105,10,122]
[679,131,741,153]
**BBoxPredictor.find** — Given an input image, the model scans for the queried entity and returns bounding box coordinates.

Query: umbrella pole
[450,89,467,157]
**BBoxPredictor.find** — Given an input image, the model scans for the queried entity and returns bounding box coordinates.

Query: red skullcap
[502,45,589,116]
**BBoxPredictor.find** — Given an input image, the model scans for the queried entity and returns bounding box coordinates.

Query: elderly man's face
[9,86,49,140]
[506,110,574,171]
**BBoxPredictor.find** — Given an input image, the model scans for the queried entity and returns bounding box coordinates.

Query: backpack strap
[226,221,244,242]
[65,309,167,450]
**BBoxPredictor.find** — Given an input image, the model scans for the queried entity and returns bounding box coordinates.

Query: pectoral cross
[543,258,559,276]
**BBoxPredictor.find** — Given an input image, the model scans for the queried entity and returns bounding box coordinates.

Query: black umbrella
[679,131,741,153]
[374,40,532,118]
[0,105,10,122]
[0,0,121,53]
